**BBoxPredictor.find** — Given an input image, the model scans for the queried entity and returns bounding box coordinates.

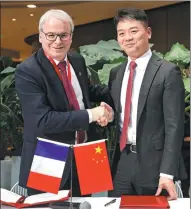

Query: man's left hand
[155,176,177,200]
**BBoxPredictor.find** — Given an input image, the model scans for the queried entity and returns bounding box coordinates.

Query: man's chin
[51,52,66,61]
[124,49,137,57]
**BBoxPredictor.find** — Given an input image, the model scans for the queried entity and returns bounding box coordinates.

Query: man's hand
[155,176,177,200]
[184,136,190,142]
[100,102,113,121]
[90,106,110,123]
[97,102,114,127]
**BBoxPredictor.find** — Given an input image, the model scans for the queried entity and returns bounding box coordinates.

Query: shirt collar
[53,55,68,66]
[127,49,152,70]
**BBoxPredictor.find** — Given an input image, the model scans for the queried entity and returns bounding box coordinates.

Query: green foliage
[153,50,164,59]
[79,39,126,71]
[185,91,190,117]
[164,42,190,67]
[98,63,121,85]
[1,66,16,74]
[87,66,101,85]
[0,57,23,157]
[162,43,190,116]
[96,39,122,51]
[1,74,15,93]
[153,42,190,94]
[79,39,127,84]
[183,78,190,93]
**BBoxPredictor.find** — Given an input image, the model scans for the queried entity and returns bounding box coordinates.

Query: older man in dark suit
[15,9,113,196]
[106,8,187,200]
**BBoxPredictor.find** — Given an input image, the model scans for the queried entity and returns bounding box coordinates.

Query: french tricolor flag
[27,137,70,194]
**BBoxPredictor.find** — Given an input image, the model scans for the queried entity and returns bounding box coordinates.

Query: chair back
[11,182,28,197]
[175,180,183,198]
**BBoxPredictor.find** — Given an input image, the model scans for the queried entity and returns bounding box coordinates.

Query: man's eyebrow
[117,29,124,32]
[45,31,69,34]
[130,27,139,29]
[117,26,139,32]
[43,31,55,34]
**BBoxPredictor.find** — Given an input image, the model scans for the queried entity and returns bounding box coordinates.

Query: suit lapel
[68,54,84,90]
[115,61,128,113]
[36,49,70,108]
[137,53,162,127]
[36,50,90,108]
[36,48,63,87]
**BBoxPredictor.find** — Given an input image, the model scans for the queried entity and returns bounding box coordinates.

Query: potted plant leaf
[0,57,23,160]
[164,42,190,117]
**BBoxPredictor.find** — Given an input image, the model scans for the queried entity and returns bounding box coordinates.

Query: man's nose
[54,35,62,43]
[125,33,133,41]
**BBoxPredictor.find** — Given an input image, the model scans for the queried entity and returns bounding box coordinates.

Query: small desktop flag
[73,139,113,195]
[27,137,70,194]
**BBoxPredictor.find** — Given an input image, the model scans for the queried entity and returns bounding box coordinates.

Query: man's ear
[147,27,152,39]
[39,33,42,43]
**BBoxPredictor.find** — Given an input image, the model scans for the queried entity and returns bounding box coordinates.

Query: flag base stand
[69,145,74,209]
[69,203,73,209]
[68,146,91,209]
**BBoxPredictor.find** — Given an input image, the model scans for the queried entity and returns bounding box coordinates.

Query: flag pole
[69,145,73,209]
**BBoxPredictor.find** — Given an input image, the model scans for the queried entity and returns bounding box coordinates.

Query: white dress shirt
[54,56,92,123]
[54,56,94,143]
[54,57,84,109]
[120,49,152,144]
[120,49,173,180]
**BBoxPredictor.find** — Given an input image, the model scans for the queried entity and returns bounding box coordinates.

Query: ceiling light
[12,18,16,21]
[27,4,36,8]
[30,14,34,16]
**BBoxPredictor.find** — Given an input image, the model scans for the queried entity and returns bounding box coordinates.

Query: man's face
[39,17,72,61]
[117,19,151,60]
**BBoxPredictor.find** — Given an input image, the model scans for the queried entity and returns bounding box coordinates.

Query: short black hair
[114,8,148,28]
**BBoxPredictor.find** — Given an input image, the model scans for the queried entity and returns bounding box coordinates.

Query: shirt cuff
[160,173,174,180]
[87,109,93,123]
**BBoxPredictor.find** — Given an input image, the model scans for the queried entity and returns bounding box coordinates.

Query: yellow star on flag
[95,146,103,154]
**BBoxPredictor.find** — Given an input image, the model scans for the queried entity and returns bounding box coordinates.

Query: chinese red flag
[73,139,113,195]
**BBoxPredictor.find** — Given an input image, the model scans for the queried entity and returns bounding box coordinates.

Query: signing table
[1,197,190,209]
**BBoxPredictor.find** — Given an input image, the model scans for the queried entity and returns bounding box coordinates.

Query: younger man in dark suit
[105,8,186,199]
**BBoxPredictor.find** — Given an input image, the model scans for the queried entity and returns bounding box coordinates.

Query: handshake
[90,102,113,127]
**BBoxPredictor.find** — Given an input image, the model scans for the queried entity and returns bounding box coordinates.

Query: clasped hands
[91,102,113,127]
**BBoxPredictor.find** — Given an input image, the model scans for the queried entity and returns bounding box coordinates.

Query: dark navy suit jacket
[15,48,113,188]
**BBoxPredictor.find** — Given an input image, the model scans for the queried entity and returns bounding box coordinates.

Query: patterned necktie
[120,61,137,151]
[58,61,85,144]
